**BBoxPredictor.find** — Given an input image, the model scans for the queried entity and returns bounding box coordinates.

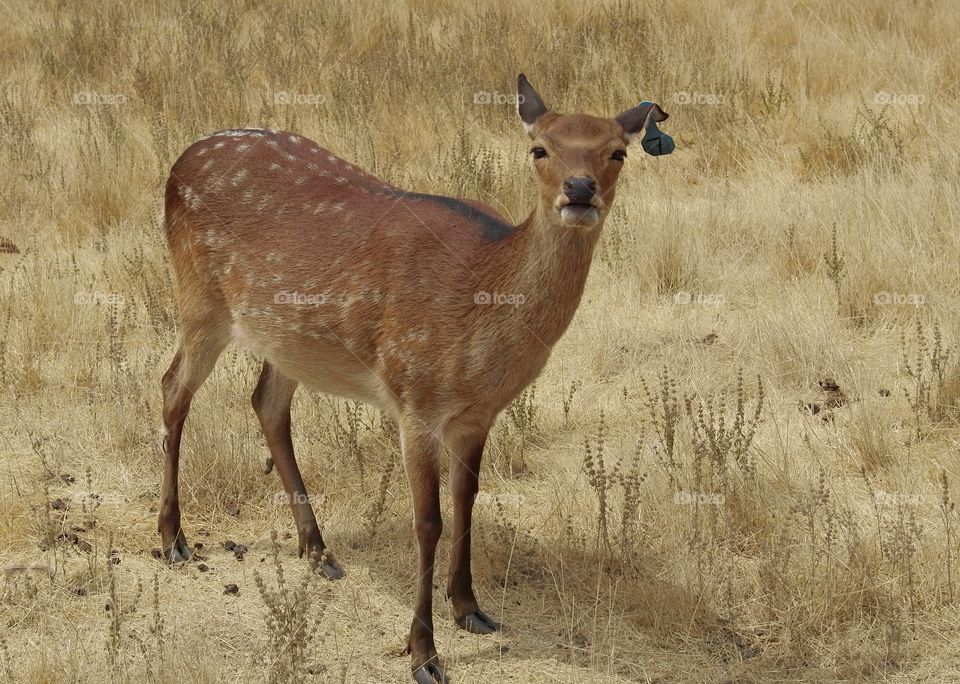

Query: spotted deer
[159,74,670,683]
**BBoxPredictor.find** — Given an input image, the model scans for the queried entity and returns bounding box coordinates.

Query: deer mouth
[557,202,599,226]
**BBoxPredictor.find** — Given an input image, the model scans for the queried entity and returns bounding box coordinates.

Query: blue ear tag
[638,100,675,156]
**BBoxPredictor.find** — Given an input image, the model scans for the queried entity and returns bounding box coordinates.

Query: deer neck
[486,206,603,348]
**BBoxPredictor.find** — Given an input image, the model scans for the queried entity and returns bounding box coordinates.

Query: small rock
[56,532,79,545]
[50,499,67,511]
[197,563,209,572]
[819,377,848,408]
[232,544,248,561]
[700,332,719,345]
[223,583,239,595]
[879,388,891,397]
[223,540,236,551]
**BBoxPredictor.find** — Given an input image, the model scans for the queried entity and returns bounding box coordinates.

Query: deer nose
[563,177,597,205]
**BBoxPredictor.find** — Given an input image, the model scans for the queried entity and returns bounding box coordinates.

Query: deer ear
[616,101,674,156]
[517,74,548,135]
[616,102,668,139]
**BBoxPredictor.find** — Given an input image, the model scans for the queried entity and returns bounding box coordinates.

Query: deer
[158,74,671,683]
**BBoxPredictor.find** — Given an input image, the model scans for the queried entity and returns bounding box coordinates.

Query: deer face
[517,74,668,229]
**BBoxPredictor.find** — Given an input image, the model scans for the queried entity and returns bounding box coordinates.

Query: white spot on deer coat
[178,185,200,210]
[199,129,267,141]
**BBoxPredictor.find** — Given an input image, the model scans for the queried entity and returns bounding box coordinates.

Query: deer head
[516,73,670,230]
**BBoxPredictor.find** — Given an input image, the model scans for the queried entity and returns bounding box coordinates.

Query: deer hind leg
[400,421,448,684]
[447,430,500,634]
[252,361,344,580]
[159,319,228,563]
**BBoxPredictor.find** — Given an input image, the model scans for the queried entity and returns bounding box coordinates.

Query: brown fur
[158,79,665,682]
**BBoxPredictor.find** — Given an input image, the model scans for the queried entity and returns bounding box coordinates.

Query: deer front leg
[401,423,448,684]
[447,431,500,633]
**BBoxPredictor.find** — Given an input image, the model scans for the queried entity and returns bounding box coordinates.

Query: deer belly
[229,318,389,410]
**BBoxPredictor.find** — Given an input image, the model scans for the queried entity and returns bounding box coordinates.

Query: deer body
[170,130,595,423]
[159,76,669,684]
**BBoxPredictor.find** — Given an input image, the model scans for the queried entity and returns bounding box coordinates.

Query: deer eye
[531,146,548,159]
[610,149,627,162]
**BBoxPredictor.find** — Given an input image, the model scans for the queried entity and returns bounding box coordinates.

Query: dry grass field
[3,0,960,681]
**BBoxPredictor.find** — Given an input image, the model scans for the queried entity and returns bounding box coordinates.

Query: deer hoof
[307,547,345,580]
[456,609,501,634]
[319,557,344,580]
[412,660,448,684]
[163,535,194,564]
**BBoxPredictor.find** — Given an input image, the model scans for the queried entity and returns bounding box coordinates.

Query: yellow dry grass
[2,0,960,682]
